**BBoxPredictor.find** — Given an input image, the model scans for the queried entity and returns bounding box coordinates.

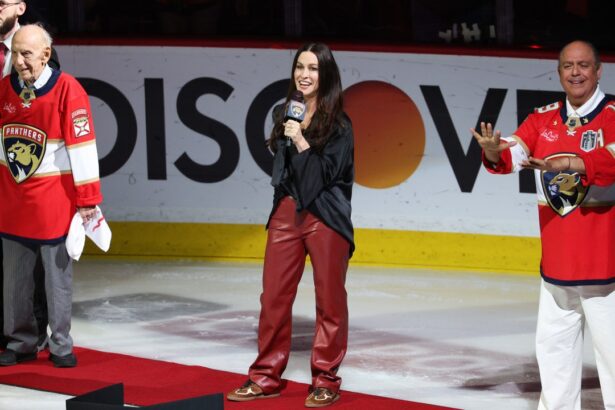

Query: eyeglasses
[0,1,22,10]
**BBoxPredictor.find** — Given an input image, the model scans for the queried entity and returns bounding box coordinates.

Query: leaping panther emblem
[7,141,42,182]
[541,154,587,217]
[2,124,47,184]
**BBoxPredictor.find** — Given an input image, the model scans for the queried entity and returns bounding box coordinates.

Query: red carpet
[0,347,454,409]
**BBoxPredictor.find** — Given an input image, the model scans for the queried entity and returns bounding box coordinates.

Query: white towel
[66,212,86,261]
[66,206,112,261]
[85,206,112,252]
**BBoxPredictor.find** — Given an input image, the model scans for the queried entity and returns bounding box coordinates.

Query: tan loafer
[227,380,280,402]
[305,387,340,408]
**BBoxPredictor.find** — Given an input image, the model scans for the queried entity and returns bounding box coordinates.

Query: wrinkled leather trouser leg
[249,197,350,395]
[307,214,349,394]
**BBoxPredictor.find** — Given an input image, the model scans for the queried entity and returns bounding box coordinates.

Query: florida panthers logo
[2,124,46,183]
[541,154,587,217]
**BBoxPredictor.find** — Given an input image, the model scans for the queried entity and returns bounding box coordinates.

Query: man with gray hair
[0,24,103,368]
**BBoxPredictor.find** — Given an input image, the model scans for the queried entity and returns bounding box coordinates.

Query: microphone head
[285,91,306,122]
[290,90,304,102]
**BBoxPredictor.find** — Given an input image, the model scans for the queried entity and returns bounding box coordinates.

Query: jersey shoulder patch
[534,101,561,114]
[604,100,615,113]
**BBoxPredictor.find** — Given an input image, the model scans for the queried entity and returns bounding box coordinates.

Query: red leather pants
[249,196,350,394]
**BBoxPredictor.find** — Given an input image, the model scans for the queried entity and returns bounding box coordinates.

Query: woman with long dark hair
[227,42,354,408]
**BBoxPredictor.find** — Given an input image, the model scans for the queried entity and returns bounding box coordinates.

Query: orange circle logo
[344,81,425,188]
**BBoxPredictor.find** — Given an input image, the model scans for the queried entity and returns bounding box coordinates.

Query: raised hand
[470,122,516,163]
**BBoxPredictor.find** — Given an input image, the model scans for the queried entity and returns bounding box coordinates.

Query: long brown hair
[268,42,344,152]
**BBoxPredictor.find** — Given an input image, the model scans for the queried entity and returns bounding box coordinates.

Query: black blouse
[268,104,355,257]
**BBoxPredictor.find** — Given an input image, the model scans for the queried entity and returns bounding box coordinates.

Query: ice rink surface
[0,259,606,409]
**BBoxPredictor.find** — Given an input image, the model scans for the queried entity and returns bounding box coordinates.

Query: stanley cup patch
[580,129,601,152]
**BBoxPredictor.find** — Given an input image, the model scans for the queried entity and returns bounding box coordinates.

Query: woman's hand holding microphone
[284,120,310,152]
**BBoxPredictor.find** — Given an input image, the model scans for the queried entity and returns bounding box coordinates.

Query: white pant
[536,280,615,410]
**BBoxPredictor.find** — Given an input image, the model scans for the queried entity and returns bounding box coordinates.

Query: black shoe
[49,352,77,368]
[0,349,37,366]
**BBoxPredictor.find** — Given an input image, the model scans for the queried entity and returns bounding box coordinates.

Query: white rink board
[55,46,615,237]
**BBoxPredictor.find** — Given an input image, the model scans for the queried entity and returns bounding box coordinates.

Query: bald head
[14,24,52,48]
[11,24,52,85]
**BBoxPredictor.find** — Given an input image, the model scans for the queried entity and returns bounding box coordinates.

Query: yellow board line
[84,221,541,275]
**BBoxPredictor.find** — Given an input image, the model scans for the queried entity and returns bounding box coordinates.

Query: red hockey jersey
[484,97,615,285]
[582,141,615,187]
[0,69,102,243]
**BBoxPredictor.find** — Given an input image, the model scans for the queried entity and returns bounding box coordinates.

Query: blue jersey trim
[0,232,67,246]
[541,268,615,286]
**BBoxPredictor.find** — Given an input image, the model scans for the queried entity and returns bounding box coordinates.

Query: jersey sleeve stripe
[68,143,100,184]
